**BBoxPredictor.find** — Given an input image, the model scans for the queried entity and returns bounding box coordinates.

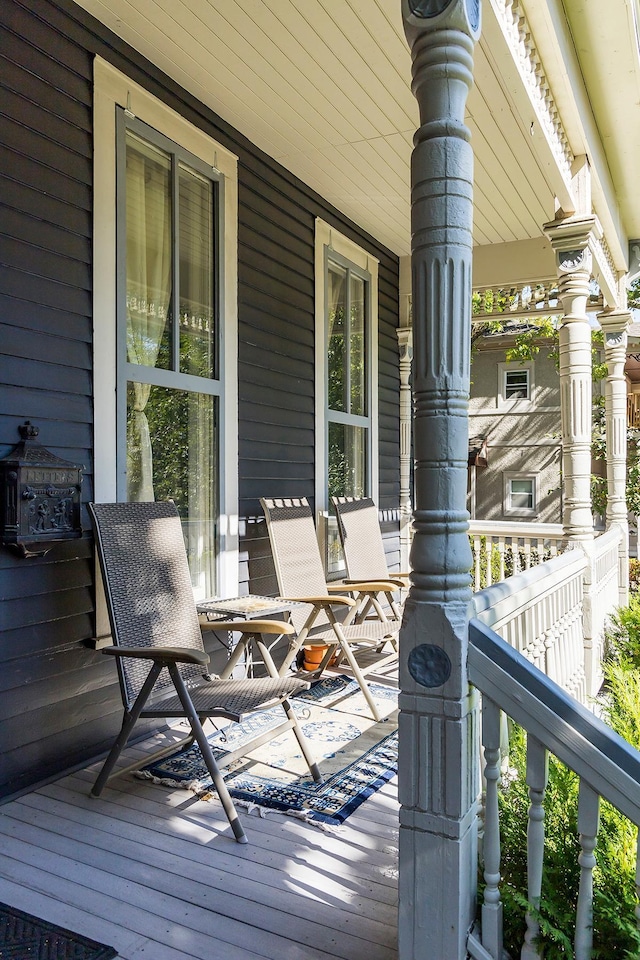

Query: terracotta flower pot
[302,644,339,670]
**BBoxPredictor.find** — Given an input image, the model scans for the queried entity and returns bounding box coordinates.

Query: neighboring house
[468,324,563,524]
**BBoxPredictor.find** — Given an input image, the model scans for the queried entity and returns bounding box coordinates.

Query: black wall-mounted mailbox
[0,421,84,557]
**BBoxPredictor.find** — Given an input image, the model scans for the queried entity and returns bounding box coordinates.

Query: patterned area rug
[0,902,118,959]
[138,676,398,825]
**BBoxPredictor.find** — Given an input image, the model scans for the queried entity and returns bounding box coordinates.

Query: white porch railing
[466,527,628,959]
[587,526,623,690]
[473,549,588,702]
[468,620,640,960]
[469,521,566,592]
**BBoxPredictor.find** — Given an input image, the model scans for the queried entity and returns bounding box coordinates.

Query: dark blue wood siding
[0,0,400,799]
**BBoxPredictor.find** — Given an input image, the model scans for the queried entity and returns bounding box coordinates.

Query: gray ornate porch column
[599,309,631,607]
[544,217,598,690]
[400,3,481,958]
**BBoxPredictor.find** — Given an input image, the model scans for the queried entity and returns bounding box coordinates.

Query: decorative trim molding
[495,0,573,186]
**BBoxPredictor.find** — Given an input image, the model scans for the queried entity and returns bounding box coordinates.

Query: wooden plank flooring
[0,729,399,960]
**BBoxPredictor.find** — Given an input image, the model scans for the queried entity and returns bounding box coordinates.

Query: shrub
[604,594,640,667]
[494,661,640,959]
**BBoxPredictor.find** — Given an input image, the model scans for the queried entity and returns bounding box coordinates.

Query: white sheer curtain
[125,142,172,501]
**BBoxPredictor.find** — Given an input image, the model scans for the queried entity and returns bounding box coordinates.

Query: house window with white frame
[314,221,378,577]
[117,114,221,598]
[504,472,538,517]
[327,255,370,505]
[498,361,534,407]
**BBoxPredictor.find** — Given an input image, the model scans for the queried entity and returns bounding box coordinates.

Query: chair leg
[169,666,248,844]
[91,662,164,798]
[330,629,382,722]
[280,697,322,782]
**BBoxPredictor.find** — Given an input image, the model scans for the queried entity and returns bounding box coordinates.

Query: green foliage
[604,594,640,667]
[628,278,640,311]
[504,317,558,365]
[496,706,640,959]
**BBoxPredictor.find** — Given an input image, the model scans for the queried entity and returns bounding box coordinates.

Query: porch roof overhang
[75,0,640,298]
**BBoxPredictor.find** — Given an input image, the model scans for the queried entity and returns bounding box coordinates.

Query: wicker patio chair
[88,500,321,844]
[260,497,398,721]
[332,496,410,624]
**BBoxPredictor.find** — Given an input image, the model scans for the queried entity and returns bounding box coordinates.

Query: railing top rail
[468,520,565,538]
[472,548,587,626]
[469,618,640,824]
[593,524,623,557]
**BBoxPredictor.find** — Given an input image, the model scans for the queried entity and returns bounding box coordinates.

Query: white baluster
[575,782,600,960]
[474,535,482,592]
[482,697,503,958]
[521,735,548,960]
[486,537,494,586]
[498,537,506,581]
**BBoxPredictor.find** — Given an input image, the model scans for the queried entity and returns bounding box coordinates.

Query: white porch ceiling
[75,0,640,277]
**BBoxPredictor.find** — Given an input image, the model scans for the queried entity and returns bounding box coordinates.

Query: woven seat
[260,497,398,722]
[89,500,320,844]
[332,496,409,623]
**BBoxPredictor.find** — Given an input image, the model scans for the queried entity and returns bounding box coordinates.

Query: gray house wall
[468,338,563,523]
[0,0,400,799]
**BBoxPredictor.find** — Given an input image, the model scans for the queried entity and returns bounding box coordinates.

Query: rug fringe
[286,810,341,833]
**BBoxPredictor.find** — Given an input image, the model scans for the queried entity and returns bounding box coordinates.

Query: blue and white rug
[138,676,398,825]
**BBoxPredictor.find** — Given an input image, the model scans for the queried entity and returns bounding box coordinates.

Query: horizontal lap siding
[0,0,400,796]
[237,158,400,592]
[0,1,105,799]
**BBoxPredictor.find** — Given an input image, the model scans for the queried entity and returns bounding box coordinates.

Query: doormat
[0,902,117,959]
[138,675,398,825]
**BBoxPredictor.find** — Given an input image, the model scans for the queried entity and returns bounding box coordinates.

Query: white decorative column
[400,3,481,959]
[599,309,631,607]
[397,326,414,573]
[544,217,597,691]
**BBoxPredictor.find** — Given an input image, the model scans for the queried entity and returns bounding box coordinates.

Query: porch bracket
[400,2,481,959]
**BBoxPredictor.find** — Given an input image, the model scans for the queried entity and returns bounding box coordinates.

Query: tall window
[118,116,221,598]
[326,254,371,572]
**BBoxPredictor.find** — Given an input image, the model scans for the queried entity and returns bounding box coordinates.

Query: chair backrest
[260,497,329,633]
[332,496,390,580]
[89,501,205,709]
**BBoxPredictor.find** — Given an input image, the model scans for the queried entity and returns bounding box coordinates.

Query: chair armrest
[342,578,406,591]
[201,619,295,636]
[101,645,210,666]
[278,594,356,608]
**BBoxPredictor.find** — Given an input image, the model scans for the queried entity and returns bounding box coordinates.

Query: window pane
[510,479,533,509]
[125,132,172,371]
[505,370,529,399]
[328,422,367,500]
[126,382,218,597]
[179,163,216,378]
[350,273,366,416]
[327,263,347,412]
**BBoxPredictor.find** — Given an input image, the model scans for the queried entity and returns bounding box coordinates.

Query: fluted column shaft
[544,217,598,691]
[398,327,414,573]
[400,3,481,958]
[599,310,631,606]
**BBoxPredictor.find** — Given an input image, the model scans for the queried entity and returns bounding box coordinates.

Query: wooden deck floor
[0,730,399,960]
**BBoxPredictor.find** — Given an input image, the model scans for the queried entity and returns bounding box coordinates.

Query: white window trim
[503,472,538,517]
[497,360,535,409]
[314,219,379,525]
[93,58,239,605]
